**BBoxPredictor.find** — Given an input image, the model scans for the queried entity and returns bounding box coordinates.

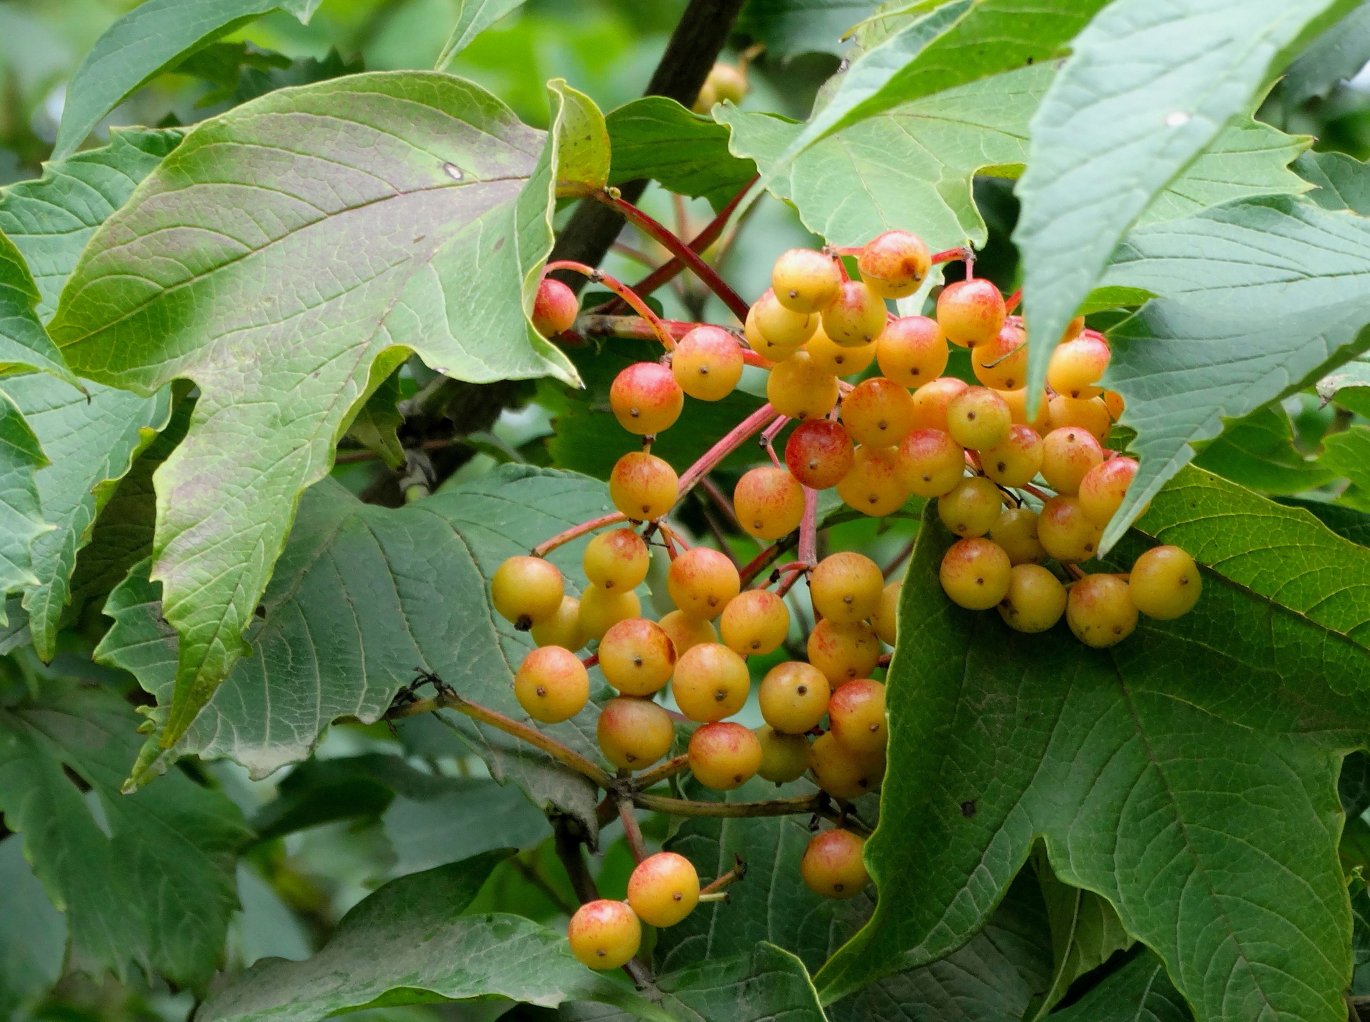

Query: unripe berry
[800,829,869,899]
[672,326,744,401]
[871,581,901,646]
[719,589,789,656]
[808,731,885,799]
[771,248,841,313]
[767,351,840,420]
[1102,389,1126,422]
[578,584,641,640]
[876,316,949,387]
[597,696,675,770]
[583,528,650,592]
[897,427,966,498]
[971,323,1028,391]
[809,551,884,623]
[821,281,887,347]
[936,475,1003,538]
[785,419,855,489]
[672,642,750,721]
[688,721,762,790]
[910,377,969,432]
[751,288,817,348]
[980,424,1044,488]
[491,555,564,630]
[1048,394,1112,443]
[806,619,880,684]
[1047,335,1111,399]
[703,61,747,105]
[627,852,700,928]
[598,617,676,696]
[514,646,589,723]
[1000,386,1053,433]
[857,230,930,299]
[990,507,1047,566]
[756,725,811,783]
[997,564,1067,633]
[759,660,831,735]
[1037,495,1103,563]
[1039,427,1104,495]
[945,386,1012,451]
[1128,545,1201,619]
[805,326,876,377]
[530,594,586,651]
[827,679,886,755]
[1066,573,1138,647]
[841,377,915,448]
[734,466,805,540]
[610,361,684,436]
[836,444,908,517]
[667,547,740,621]
[744,305,805,362]
[1078,456,1138,526]
[936,278,1005,347]
[609,452,679,520]
[567,900,640,970]
[658,610,717,656]
[531,277,578,337]
[939,537,1012,610]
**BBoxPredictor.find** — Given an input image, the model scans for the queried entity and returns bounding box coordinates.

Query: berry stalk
[533,512,629,558]
[675,402,777,503]
[545,260,679,351]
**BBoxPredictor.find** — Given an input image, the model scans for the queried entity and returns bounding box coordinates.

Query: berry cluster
[492,228,1201,972]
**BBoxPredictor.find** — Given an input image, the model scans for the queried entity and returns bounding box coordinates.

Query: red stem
[532,512,628,557]
[544,260,677,350]
[675,403,776,503]
[592,191,751,323]
[798,486,819,567]
[1004,288,1022,314]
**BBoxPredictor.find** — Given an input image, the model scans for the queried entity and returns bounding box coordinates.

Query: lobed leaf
[49,75,590,759]
[1014,0,1351,398]
[817,468,1370,1021]
[1192,404,1337,496]
[0,232,74,384]
[53,0,318,159]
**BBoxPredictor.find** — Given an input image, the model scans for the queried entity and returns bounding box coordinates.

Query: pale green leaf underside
[819,467,1370,1022]
[719,63,1309,250]
[0,682,247,987]
[0,232,73,383]
[53,0,317,159]
[197,850,669,1022]
[95,466,618,835]
[49,73,583,757]
[1099,195,1370,550]
[1014,0,1348,398]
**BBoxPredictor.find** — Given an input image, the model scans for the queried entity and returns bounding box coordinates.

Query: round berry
[936,278,1005,347]
[1037,495,1103,563]
[785,419,855,489]
[530,594,586,651]
[827,679,886,755]
[1078,456,1138,526]
[936,476,1003,538]
[667,547,741,621]
[759,660,830,735]
[578,584,642,640]
[1047,335,1110,399]
[767,351,840,420]
[990,507,1047,565]
[897,428,966,498]
[657,610,717,656]
[567,900,640,970]
[532,277,578,337]
[1129,545,1201,620]
[997,564,1067,634]
[1039,428,1104,496]
[627,852,700,928]
[745,305,805,362]
[734,466,805,540]
[1066,573,1138,648]
[583,528,650,592]
[672,642,750,722]
[800,829,869,899]
[514,646,589,723]
[751,288,817,349]
[772,248,842,313]
[808,730,885,799]
[805,326,876,377]
[719,589,790,656]
[491,556,564,630]
[980,424,1044,489]
[672,326,744,401]
[821,280,887,347]
[857,230,930,299]
[871,581,901,646]
[610,362,684,436]
[842,377,916,448]
[609,452,679,520]
[835,444,909,517]
[945,386,1012,451]
[1000,386,1053,433]
[704,61,748,105]
[971,322,1028,391]
[910,377,969,432]
[688,721,762,790]
[806,619,881,684]
[597,696,675,770]
[876,316,949,387]
[1048,394,1112,443]
[598,617,676,696]
[809,551,884,623]
[939,537,1012,610]
[756,725,811,783]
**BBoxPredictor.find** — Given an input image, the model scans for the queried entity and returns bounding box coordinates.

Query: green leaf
[1320,359,1370,417]
[0,834,66,1021]
[719,68,1309,250]
[652,782,1053,1020]
[817,469,1370,1021]
[52,0,319,159]
[1049,951,1191,1022]
[1297,150,1370,215]
[3,375,172,660]
[0,391,49,624]
[49,76,590,754]
[1282,3,1370,105]
[381,774,550,876]
[343,367,407,471]
[566,943,828,1022]
[606,98,758,212]
[1015,0,1351,398]
[95,465,613,835]
[435,1,526,70]
[0,232,75,383]
[197,851,670,1022]
[737,0,880,58]
[1098,196,1370,551]
[1193,403,1337,495]
[0,128,184,319]
[1280,496,1370,547]
[0,681,248,987]
[1030,850,1132,1019]
[1320,427,1370,511]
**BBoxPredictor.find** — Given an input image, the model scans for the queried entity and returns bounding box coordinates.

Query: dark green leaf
[737,0,878,58]
[49,77,592,755]
[817,469,1370,1021]
[1099,196,1370,550]
[0,231,74,383]
[1296,150,1370,215]
[381,774,550,876]
[1048,950,1191,1022]
[0,835,66,1021]
[1320,426,1370,510]
[1282,4,1370,105]
[1030,850,1132,1019]
[607,98,757,212]
[52,0,319,159]
[1193,403,1337,495]
[95,466,615,835]
[1278,496,1370,547]
[343,367,407,471]
[1015,0,1350,398]
[0,390,48,625]
[196,851,670,1022]
[435,0,526,70]
[0,681,247,987]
